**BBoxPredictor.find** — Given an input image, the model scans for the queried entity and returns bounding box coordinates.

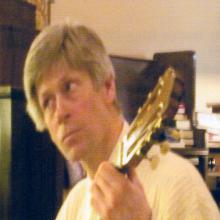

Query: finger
[95,162,127,190]
[127,167,142,189]
[93,162,119,204]
[91,181,117,220]
[90,182,105,214]
[93,172,113,201]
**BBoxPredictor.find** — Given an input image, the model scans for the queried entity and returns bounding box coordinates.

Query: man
[23,23,220,220]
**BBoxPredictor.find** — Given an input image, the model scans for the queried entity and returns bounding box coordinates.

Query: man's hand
[91,161,152,220]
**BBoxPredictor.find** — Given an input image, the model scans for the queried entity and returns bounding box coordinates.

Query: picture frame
[25,0,51,30]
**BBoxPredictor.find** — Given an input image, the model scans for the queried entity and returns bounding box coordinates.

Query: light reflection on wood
[26,0,51,30]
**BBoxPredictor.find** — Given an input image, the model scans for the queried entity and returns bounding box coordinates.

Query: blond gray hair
[24,23,116,131]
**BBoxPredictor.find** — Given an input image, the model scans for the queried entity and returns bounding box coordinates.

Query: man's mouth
[62,129,81,144]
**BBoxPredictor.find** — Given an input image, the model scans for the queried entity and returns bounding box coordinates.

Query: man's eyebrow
[37,74,65,96]
[37,84,53,102]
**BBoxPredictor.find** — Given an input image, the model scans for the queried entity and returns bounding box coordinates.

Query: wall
[51,0,220,112]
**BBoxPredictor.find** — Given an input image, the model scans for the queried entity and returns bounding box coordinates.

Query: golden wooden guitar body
[116,67,179,170]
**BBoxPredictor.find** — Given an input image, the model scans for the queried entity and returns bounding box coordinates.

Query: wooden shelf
[207,102,220,113]
[172,147,209,156]
[208,171,220,177]
[209,147,220,154]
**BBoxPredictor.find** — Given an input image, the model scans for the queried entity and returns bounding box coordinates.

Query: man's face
[37,63,115,162]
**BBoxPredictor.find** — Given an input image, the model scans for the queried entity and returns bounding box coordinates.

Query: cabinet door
[0,88,64,220]
[0,95,11,220]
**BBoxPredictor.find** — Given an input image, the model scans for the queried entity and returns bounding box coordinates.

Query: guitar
[94,67,184,219]
[115,67,184,171]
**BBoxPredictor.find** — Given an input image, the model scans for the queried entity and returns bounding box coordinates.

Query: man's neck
[81,114,125,179]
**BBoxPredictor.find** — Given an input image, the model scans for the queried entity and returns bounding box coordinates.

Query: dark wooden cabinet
[112,51,196,123]
[0,25,36,88]
[0,87,64,220]
[0,0,36,88]
[0,0,35,29]
[153,51,196,121]
[0,1,65,219]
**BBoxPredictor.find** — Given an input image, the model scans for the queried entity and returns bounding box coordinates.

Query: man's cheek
[50,131,59,147]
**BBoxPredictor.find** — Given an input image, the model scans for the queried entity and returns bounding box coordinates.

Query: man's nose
[55,94,71,124]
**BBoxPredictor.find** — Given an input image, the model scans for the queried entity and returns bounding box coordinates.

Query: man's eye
[42,98,53,110]
[64,81,76,92]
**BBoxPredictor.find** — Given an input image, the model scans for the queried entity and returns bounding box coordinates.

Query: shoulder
[157,151,205,192]
[137,150,201,183]
[137,151,220,219]
[66,177,90,205]
[160,151,200,177]
[55,178,89,220]
[69,177,90,195]
[145,151,206,190]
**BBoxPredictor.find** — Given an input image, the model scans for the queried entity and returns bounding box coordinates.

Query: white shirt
[56,122,220,220]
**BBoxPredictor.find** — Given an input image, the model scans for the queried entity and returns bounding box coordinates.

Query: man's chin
[64,145,84,162]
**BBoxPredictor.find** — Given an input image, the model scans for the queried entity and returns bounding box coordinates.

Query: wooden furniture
[207,103,220,113]
[112,51,196,122]
[0,1,65,219]
[111,55,152,122]
[0,87,64,220]
[0,0,36,88]
[153,51,196,121]
[208,147,220,205]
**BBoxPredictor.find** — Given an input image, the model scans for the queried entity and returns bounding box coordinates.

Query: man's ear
[103,74,117,105]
